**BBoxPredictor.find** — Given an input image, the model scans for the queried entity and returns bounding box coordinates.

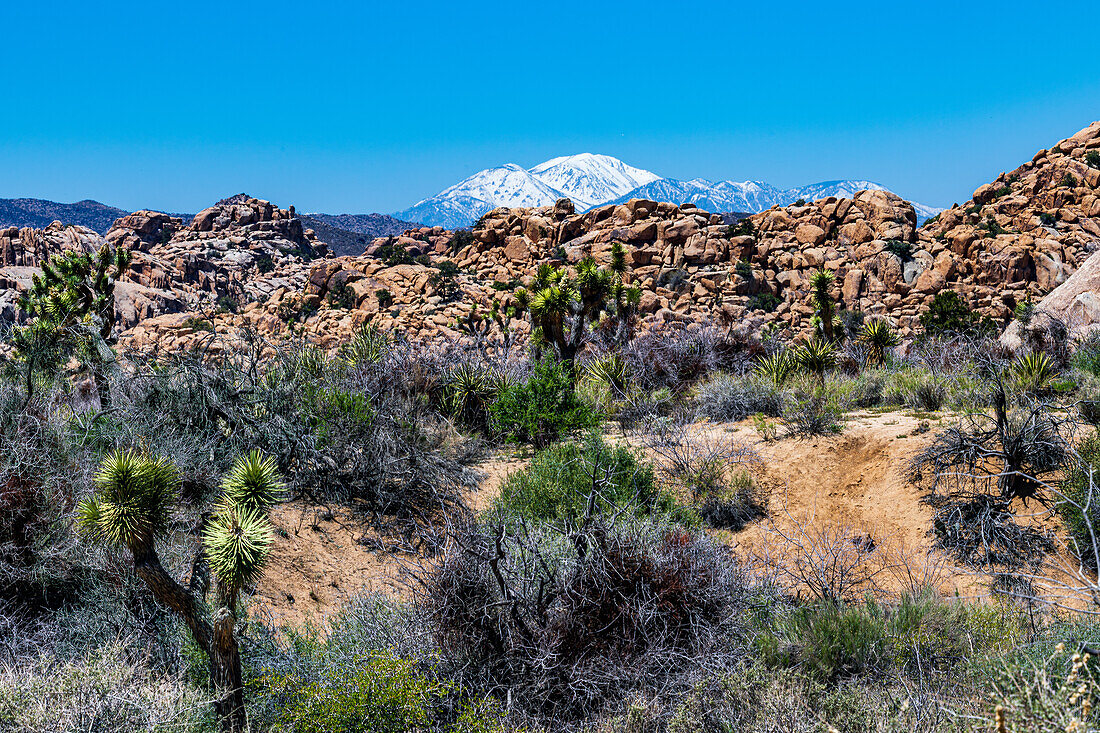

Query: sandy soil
[247,408,1082,626]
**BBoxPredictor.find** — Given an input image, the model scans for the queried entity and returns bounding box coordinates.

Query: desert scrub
[1060,432,1100,567]
[984,641,1100,732]
[0,643,209,732]
[492,434,692,525]
[781,382,845,436]
[693,372,785,422]
[758,591,1013,682]
[270,652,442,733]
[420,515,764,723]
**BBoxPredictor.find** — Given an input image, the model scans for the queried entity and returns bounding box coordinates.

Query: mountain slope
[0,198,128,234]
[529,153,659,209]
[395,164,568,229]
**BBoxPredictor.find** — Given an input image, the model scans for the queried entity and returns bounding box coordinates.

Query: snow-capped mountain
[529,153,660,209]
[394,155,944,228]
[396,164,566,230]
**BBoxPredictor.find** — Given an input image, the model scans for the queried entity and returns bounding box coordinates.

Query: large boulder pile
[916,120,1100,323]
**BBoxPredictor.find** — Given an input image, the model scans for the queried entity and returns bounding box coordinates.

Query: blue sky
[2,1,1098,214]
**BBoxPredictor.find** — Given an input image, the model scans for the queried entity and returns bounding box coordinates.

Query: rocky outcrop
[919,120,1100,322]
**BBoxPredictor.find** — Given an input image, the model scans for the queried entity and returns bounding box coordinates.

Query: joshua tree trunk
[212,608,246,732]
[131,542,245,732]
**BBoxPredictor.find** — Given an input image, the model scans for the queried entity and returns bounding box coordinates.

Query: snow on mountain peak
[394,155,943,228]
[528,154,660,209]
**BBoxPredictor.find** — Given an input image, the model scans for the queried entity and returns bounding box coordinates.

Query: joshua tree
[78,450,283,732]
[514,242,640,369]
[13,244,131,407]
[809,269,838,342]
[859,319,900,366]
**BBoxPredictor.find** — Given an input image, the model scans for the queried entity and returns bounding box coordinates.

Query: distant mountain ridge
[0,198,129,234]
[300,213,418,256]
[394,155,945,228]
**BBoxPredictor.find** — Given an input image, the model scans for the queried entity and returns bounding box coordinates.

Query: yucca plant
[859,319,900,366]
[1011,351,1056,393]
[443,362,497,431]
[809,269,837,342]
[339,323,391,366]
[512,246,639,368]
[754,350,796,387]
[583,353,631,396]
[79,450,283,733]
[794,336,837,386]
[217,450,284,514]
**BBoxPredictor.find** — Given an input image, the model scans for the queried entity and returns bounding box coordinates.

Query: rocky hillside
[1,121,1099,357]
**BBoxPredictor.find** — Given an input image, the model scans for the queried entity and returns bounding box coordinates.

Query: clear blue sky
[3,1,1098,214]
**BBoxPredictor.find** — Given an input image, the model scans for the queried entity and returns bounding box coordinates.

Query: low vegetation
[6,243,1100,733]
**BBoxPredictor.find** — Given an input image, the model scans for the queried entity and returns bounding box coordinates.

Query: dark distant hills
[0,197,421,257]
[299,213,419,256]
[0,198,130,234]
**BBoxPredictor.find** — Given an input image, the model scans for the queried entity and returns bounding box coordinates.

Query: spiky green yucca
[203,505,272,596]
[794,336,837,383]
[583,354,630,394]
[219,450,284,514]
[859,319,899,366]
[340,324,391,366]
[1011,351,1055,393]
[78,450,180,551]
[754,350,796,386]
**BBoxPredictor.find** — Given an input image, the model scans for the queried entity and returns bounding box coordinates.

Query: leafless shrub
[417,513,765,725]
[645,428,766,529]
[760,501,890,603]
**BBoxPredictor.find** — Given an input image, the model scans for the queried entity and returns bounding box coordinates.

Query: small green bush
[493,434,690,525]
[1062,172,1079,188]
[759,592,1012,682]
[274,652,440,733]
[919,291,989,335]
[489,356,595,447]
[1087,150,1100,169]
[746,291,781,313]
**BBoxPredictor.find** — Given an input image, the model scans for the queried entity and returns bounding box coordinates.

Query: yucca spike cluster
[858,319,900,366]
[217,450,285,515]
[202,504,272,597]
[205,451,283,599]
[78,450,180,551]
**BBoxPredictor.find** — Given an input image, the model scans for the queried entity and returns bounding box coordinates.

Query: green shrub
[919,291,991,335]
[883,239,912,260]
[493,434,690,525]
[255,254,275,273]
[489,356,595,447]
[746,291,781,313]
[430,260,461,302]
[1062,172,1079,188]
[781,386,843,436]
[181,316,214,332]
[1088,150,1100,169]
[274,652,440,733]
[1073,333,1100,377]
[759,593,1012,682]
